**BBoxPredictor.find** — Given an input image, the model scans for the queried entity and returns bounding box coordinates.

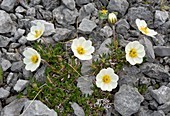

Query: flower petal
[23,58,31,64]
[110,82,118,89]
[26,33,37,41]
[133,57,143,64]
[82,40,92,49]
[126,54,136,65]
[85,46,95,55]
[138,51,145,58]
[147,29,157,37]
[78,37,86,45]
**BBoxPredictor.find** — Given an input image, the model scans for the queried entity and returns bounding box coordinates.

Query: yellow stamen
[35,30,42,38]
[77,46,86,55]
[102,75,111,84]
[140,26,149,34]
[129,48,138,58]
[101,9,108,15]
[31,55,39,64]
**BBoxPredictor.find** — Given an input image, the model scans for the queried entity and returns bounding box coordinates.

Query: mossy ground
[18,38,126,115]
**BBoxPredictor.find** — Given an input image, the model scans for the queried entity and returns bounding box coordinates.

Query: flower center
[77,46,86,55]
[102,75,111,84]
[129,48,138,58]
[31,55,39,64]
[35,30,42,38]
[140,26,149,34]
[101,9,108,15]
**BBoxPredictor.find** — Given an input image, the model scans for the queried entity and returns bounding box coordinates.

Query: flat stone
[0,10,14,33]
[75,0,90,6]
[18,36,27,45]
[34,65,46,83]
[81,60,92,76]
[100,26,113,38]
[1,0,17,12]
[126,7,153,29]
[107,0,129,17]
[15,6,26,13]
[154,10,169,27]
[158,101,170,114]
[97,38,112,56]
[0,88,10,99]
[154,46,170,57]
[38,9,53,21]
[53,27,72,42]
[31,20,55,36]
[0,58,12,71]
[62,0,75,10]
[70,102,85,116]
[78,18,97,34]
[140,63,170,80]
[20,100,57,116]
[140,37,155,61]
[0,35,11,47]
[116,19,130,35]
[150,86,170,104]
[78,3,97,22]
[42,0,60,10]
[151,111,165,116]
[11,61,24,72]
[13,79,29,92]
[53,5,79,25]
[1,98,28,116]
[114,85,144,116]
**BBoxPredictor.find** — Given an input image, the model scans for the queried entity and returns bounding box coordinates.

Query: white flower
[136,18,157,37]
[125,41,145,65]
[71,37,95,60]
[96,67,119,91]
[108,12,117,24]
[23,48,41,72]
[26,22,45,41]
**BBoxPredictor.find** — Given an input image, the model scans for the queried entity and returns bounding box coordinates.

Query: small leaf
[0,65,3,85]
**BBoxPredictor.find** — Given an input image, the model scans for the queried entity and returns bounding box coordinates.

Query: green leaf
[0,65,3,84]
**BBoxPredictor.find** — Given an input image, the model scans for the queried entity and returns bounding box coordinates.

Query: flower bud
[108,12,117,24]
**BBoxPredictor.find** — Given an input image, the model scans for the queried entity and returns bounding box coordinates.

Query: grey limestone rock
[13,79,29,92]
[126,7,153,29]
[77,76,94,96]
[114,85,144,116]
[11,61,24,72]
[140,37,155,61]
[151,111,165,116]
[140,63,170,80]
[0,10,15,33]
[53,27,72,42]
[150,86,170,104]
[78,18,97,34]
[42,0,60,11]
[0,35,11,47]
[15,6,26,13]
[154,10,169,28]
[116,19,130,36]
[0,88,10,99]
[70,102,85,116]
[62,0,75,10]
[107,0,129,17]
[1,98,28,116]
[76,0,90,6]
[158,101,170,114]
[21,100,57,116]
[34,65,46,83]
[1,0,17,12]
[100,26,113,38]
[0,58,12,71]
[78,3,97,22]
[53,5,79,26]
[154,46,170,57]
[81,60,93,76]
